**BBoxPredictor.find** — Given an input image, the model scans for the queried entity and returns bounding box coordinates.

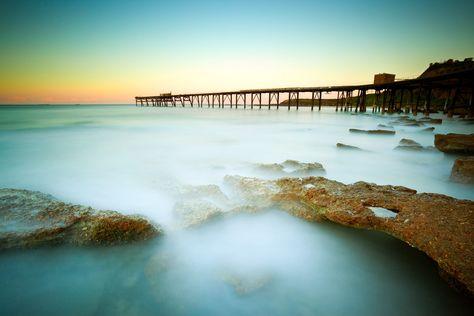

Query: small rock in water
[336,143,363,151]
[349,128,395,135]
[394,138,425,151]
[420,127,435,132]
[399,138,420,146]
[255,160,325,176]
[450,156,474,184]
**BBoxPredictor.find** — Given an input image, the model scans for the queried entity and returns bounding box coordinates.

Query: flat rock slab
[435,134,474,154]
[0,189,162,250]
[224,175,474,296]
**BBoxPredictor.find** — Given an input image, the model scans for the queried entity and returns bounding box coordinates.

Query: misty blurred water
[0,105,473,315]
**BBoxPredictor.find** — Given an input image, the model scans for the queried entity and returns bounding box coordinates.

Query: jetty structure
[136,62,474,116]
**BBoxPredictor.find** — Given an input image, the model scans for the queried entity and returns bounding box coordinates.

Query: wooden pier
[135,69,474,116]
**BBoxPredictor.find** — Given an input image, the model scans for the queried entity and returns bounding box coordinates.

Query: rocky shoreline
[1,173,473,297]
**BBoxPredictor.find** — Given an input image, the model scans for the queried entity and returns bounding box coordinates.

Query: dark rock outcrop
[0,189,161,250]
[434,134,474,154]
[349,128,395,135]
[224,175,474,296]
[450,157,474,184]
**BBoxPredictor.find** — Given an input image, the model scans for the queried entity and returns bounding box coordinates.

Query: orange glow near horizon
[1,0,473,104]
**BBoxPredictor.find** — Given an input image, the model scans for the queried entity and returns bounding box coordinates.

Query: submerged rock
[173,200,224,228]
[336,143,363,151]
[176,184,230,206]
[172,184,231,228]
[220,271,272,296]
[450,157,474,184]
[435,134,474,154]
[0,189,161,250]
[224,175,474,296]
[377,124,394,129]
[349,128,395,135]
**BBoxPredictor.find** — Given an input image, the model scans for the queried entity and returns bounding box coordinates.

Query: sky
[0,0,473,104]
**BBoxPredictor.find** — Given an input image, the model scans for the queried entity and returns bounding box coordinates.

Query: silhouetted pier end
[135,69,474,117]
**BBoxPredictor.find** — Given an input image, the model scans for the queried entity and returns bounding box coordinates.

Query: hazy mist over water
[0,105,473,315]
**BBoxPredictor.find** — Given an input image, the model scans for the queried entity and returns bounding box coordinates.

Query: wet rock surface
[349,128,395,135]
[0,189,161,250]
[450,157,474,184]
[435,134,474,154]
[224,175,474,296]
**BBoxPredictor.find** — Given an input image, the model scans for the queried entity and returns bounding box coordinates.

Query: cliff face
[419,58,474,78]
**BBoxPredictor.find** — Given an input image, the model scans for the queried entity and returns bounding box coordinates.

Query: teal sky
[0,0,473,103]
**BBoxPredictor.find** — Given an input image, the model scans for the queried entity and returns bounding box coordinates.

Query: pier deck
[135,69,474,116]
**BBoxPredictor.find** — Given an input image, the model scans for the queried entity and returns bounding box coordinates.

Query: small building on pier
[374,73,395,85]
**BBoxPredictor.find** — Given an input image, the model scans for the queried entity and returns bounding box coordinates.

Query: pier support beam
[318,91,322,111]
[269,92,279,109]
[424,88,432,116]
[288,92,299,110]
